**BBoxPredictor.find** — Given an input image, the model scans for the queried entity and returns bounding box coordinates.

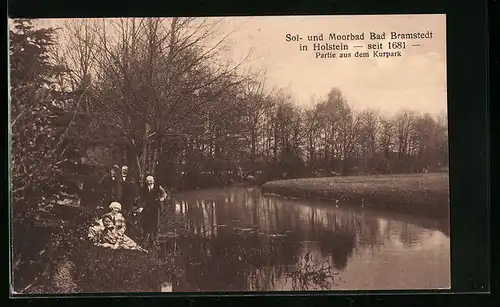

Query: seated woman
[87,201,147,252]
[97,213,148,252]
[87,201,124,243]
[108,202,126,235]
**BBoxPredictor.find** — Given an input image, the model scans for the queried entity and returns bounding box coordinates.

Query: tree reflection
[285,252,341,290]
[398,223,425,247]
[316,230,356,270]
[154,186,444,291]
[163,191,324,290]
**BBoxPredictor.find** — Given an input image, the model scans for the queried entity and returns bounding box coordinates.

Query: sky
[212,15,447,117]
[14,15,447,117]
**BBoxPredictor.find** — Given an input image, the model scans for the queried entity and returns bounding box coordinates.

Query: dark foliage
[10,19,90,293]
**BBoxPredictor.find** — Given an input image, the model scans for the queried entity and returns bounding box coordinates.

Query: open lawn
[261,173,449,219]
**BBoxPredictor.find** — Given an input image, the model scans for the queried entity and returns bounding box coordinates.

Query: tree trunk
[250,130,257,173]
[151,143,159,176]
[140,123,151,179]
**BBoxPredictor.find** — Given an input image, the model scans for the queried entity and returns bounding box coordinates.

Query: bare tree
[63,18,251,184]
[394,110,418,172]
[357,109,380,173]
[240,77,275,174]
[303,105,322,172]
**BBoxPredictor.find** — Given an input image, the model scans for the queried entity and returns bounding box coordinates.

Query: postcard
[9,14,449,294]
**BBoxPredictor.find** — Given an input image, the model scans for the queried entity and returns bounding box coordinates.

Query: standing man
[139,175,167,244]
[99,165,123,210]
[120,166,139,218]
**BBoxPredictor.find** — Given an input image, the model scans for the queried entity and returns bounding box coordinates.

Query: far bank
[261,173,449,219]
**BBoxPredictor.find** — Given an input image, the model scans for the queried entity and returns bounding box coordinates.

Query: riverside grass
[261,173,449,219]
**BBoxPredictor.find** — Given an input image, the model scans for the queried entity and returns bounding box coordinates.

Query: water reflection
[153,186,449,291]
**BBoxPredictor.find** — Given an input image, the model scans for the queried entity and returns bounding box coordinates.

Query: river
[143,185,450,292]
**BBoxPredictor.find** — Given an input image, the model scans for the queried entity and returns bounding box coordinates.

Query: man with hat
[99,165,123,209]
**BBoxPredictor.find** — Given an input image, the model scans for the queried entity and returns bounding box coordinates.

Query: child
[88,218,104,245]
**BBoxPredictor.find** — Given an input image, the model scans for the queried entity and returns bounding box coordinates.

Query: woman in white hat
[108,201,126,236]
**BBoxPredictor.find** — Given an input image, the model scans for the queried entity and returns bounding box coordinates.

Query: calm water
[152,186,450,292]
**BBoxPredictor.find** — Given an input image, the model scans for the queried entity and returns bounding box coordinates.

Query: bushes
[79,247,160,293]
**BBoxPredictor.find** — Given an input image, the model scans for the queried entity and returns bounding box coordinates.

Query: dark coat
[120,175,139,207]
[99,174,123,206]
[140,184,167,235]
[141,184,167,211]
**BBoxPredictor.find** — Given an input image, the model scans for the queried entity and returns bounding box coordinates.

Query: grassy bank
[261,173,449,219]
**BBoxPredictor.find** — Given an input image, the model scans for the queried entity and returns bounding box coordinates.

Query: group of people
[87,164,168,251]
[88,202,148,252]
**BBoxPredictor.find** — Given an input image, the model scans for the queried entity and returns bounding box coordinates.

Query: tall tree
[9,19,91,292]
[10,19,72,219]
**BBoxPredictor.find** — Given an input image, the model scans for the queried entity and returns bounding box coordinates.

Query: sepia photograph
[9,14,450,294]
